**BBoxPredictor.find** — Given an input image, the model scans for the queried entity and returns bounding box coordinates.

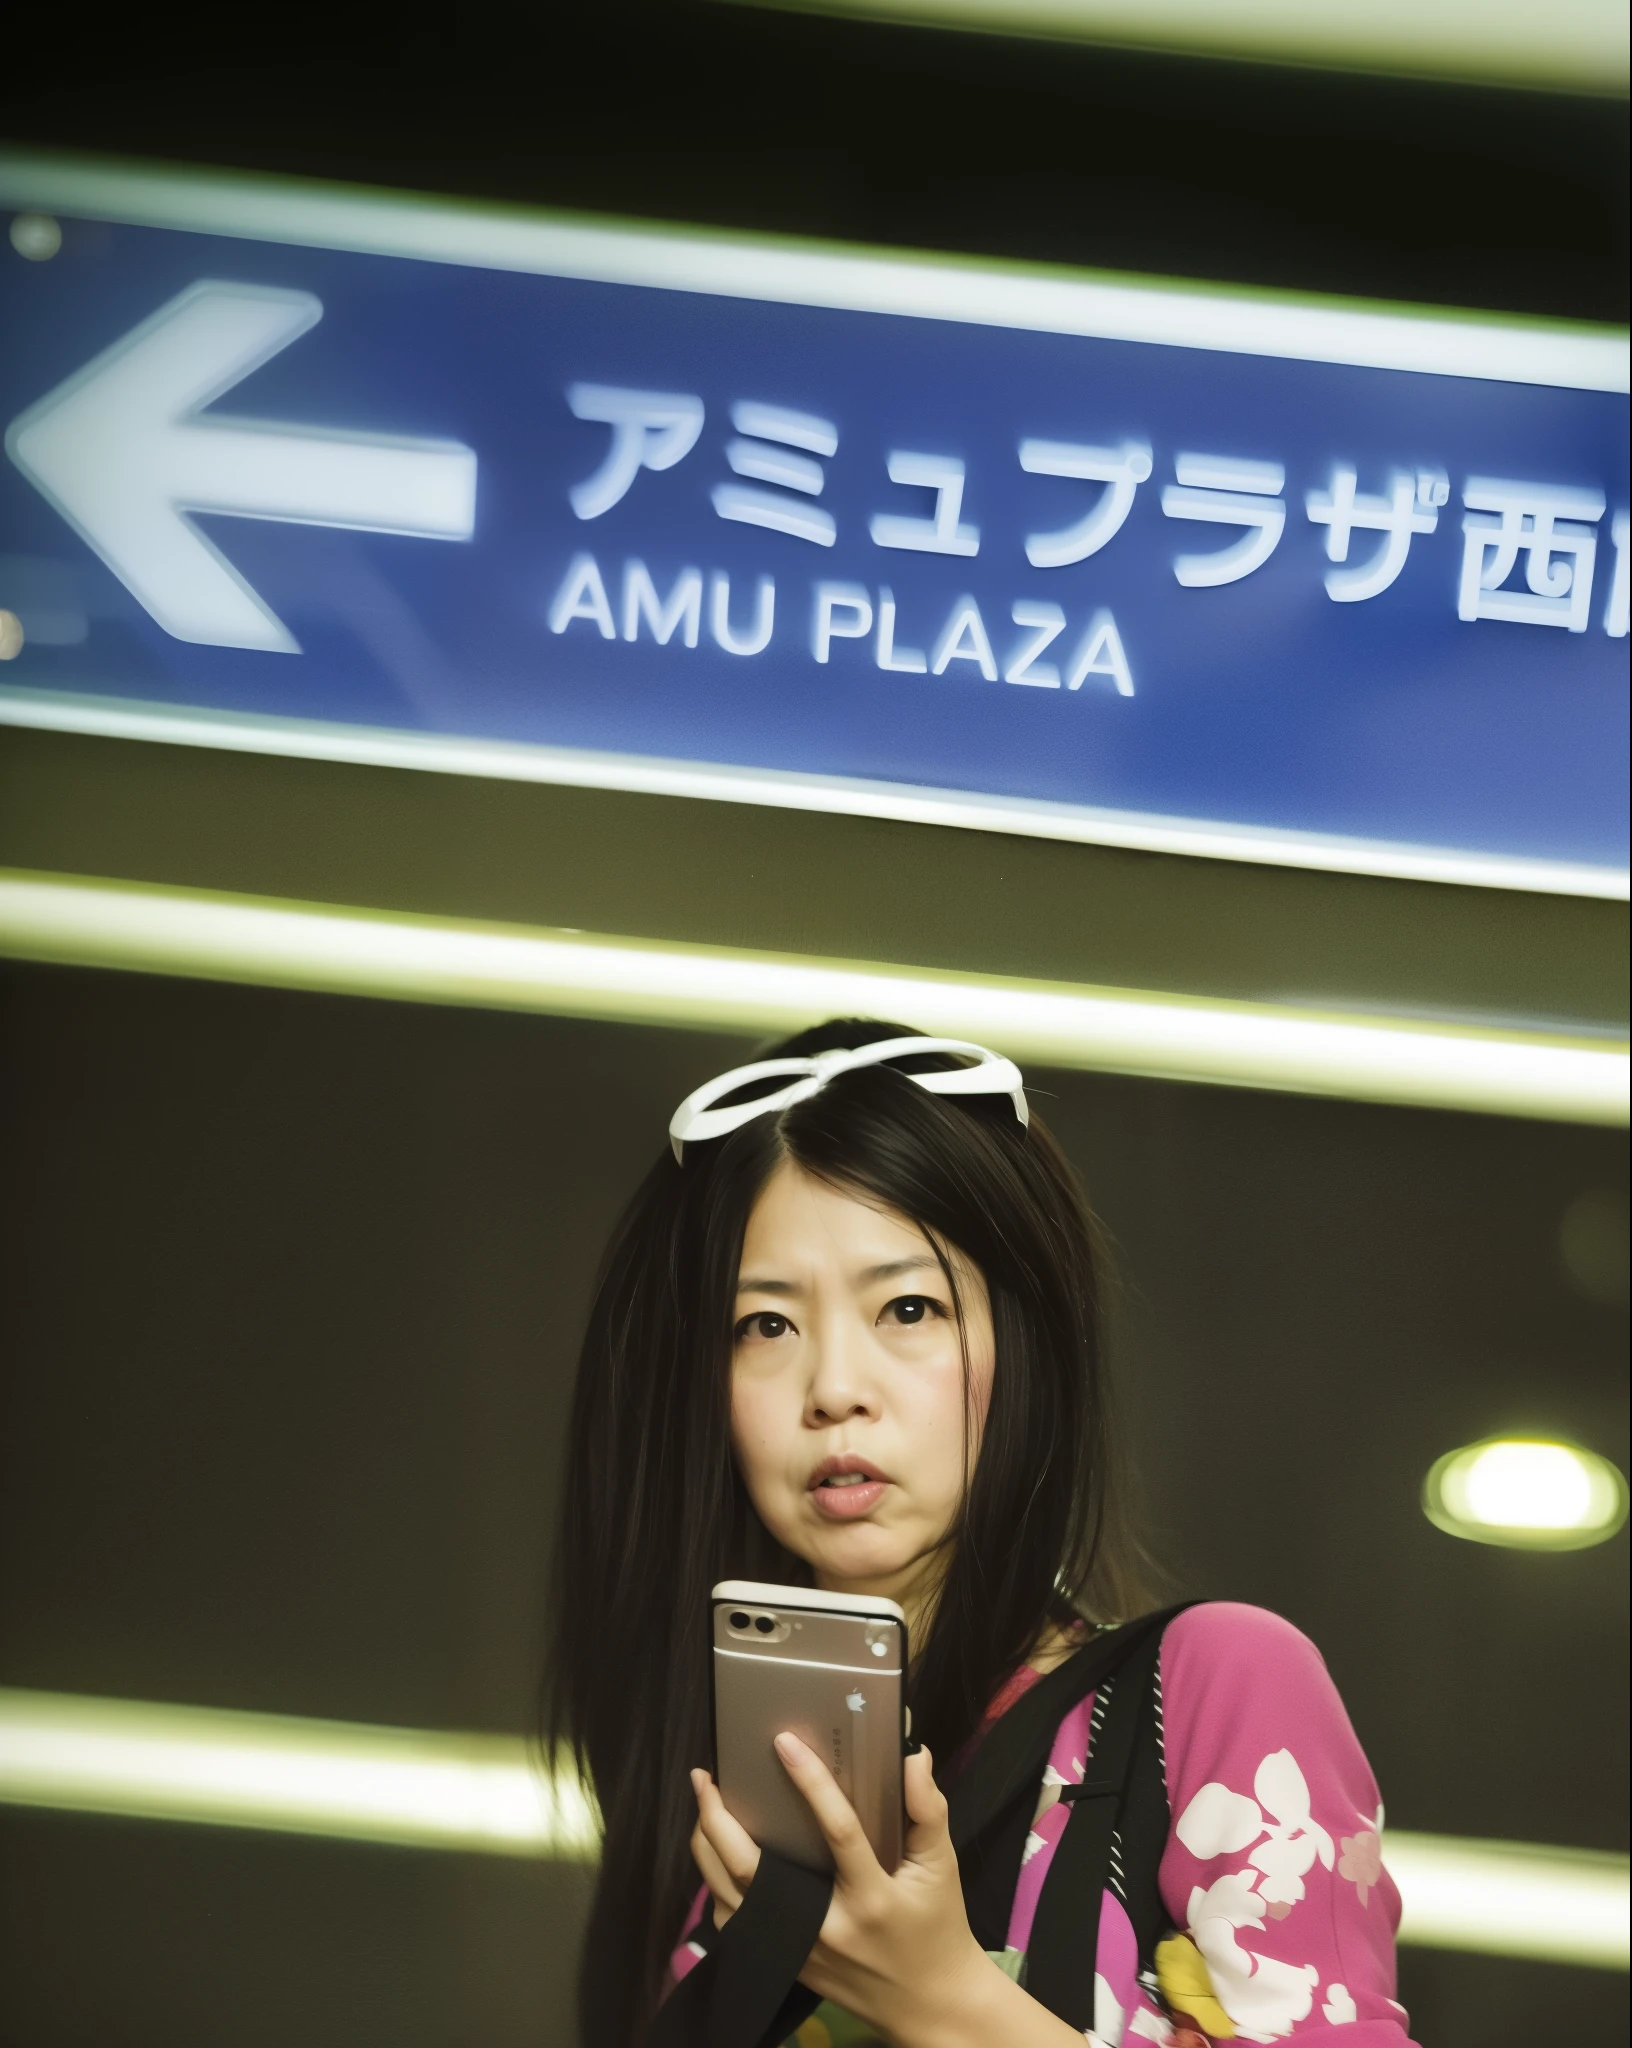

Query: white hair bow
[668,1036,1028,1162]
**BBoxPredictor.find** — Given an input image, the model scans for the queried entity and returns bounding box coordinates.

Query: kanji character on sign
[1606,510,1630,638]
[1458,477,1605,631]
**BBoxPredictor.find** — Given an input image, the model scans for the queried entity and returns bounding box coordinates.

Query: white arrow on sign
[4,281,478,654]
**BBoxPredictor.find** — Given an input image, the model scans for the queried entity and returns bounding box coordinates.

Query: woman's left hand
[690,1736,1017,2048]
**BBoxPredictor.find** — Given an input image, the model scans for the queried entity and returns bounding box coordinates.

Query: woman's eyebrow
[857,1255,940,1284]
[736,1254,938,1294]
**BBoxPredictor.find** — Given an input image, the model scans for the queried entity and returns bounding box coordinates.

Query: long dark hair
[544,1020,1149,2047]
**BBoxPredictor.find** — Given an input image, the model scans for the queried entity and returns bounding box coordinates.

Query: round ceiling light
[1423,1437,1628,1551]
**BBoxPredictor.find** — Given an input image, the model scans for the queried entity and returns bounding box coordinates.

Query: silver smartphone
[711,1579,909,1876]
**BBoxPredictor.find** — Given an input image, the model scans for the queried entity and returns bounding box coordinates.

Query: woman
[547,1020,1412,2047]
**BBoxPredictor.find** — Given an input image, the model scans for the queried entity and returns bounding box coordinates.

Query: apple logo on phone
[846,1690,866,1712]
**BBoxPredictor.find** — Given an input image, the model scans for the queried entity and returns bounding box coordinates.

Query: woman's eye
[735,1311,791,1342]
[881,1295,940,1326]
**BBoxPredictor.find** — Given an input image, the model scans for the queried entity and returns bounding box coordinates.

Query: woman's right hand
[690,1742,1081,2048]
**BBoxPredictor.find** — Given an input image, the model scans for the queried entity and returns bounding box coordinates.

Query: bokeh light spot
[1424,1437,1628,1550]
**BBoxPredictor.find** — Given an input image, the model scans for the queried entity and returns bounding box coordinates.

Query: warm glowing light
[1387,1832,1629,1970]
[0,1688,598,1860]
[1465,1443,1592,1528]
[0,871,1626,1127]
[1425,1438,1628,1550]
[0,1687,1624,1968]
[736,3,1632,97]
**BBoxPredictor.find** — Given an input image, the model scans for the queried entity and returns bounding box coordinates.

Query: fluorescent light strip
[0,152,1623,392]
[1385,1831,1630,1970]
[0,870,1626,1126]
[5,687,1626,901]
[0,1688,1624,1968]
[748,0,1632,97]
[0,1688,597,1861]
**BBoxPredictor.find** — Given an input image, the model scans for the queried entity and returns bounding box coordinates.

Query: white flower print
[1189,1868,1268,1932]
[1174,1780,1264,1859]
[1089,1970,1125,2047]
[1185,1872,1320,2043]
[1175,1748,1335,1912]
[1321,1983,1358,2024]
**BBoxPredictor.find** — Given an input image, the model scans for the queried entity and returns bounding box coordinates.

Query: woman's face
[730,1159,995,1612]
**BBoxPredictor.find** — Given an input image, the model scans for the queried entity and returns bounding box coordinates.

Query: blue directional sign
[2,156,1627,895]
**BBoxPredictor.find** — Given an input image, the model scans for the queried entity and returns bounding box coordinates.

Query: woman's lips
[808,1458,889,1520]
[810,1477,888,1519]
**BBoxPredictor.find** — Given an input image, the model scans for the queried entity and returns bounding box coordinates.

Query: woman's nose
[804,1324,880,1423]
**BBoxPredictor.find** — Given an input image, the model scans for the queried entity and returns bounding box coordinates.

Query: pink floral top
[671,1603,1418,2045]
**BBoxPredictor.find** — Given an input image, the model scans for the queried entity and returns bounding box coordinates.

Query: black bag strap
[708,1850,830,2048]
[1115,1644,1179,1988]
[645,1848,827,2048]
[1023,1626,1164,2028]
[949,1603,1194,1956]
